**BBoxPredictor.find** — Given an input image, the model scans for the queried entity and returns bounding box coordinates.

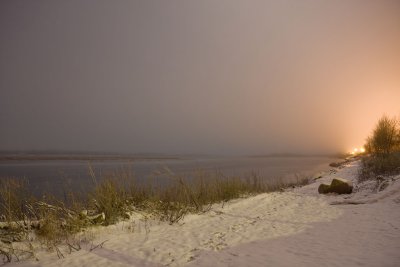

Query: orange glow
[349,147,366,155]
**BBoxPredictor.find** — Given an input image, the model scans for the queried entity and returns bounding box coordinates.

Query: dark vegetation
[0,167,311,262]
[359,115,400,181]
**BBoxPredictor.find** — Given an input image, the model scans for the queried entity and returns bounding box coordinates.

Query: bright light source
[349,147,365,155]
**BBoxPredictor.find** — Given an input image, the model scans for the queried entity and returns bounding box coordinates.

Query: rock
[330,178,353,194]
[318,183,331,194]
[318,178,353,194]
[329,160,350,168]
[329,162,340,168]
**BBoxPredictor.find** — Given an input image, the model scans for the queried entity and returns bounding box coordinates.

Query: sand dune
[9,161,400,266]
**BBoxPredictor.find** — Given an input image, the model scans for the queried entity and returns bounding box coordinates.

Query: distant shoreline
[0,154,182,162]
[248,153,343,159]
[0,152,342,162]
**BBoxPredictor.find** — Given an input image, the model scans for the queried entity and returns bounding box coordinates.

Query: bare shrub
[366,115,399,156]
[360,115,400,181]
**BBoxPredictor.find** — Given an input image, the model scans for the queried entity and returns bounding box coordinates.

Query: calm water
[0,156,333,198]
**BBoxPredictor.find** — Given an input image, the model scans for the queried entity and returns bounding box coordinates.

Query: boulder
[329,162,341,168]
[330,178,353,194]
[318,178,353,194]
[318,183,331,194]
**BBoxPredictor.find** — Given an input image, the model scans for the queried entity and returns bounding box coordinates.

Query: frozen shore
[9,161,400,267]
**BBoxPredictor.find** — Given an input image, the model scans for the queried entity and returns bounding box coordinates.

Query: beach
[6,160,400,266]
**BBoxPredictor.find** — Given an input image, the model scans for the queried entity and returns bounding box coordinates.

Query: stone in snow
[318,178,353,194]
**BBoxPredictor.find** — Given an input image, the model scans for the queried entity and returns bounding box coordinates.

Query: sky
[1,1,399,155]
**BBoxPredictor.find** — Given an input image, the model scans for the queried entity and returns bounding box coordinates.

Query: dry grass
[359,153,400,181]
[0,168,312,262]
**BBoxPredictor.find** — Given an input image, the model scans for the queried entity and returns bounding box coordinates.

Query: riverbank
[191,160,400,267]
[5,160,400,266]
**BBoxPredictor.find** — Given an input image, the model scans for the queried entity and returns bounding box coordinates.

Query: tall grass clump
[360,115,400,180]
[0,179,31,223]
[0,179,93,261]
[131,169,272,223]
[0,178,33,255]
[89,178,129,225]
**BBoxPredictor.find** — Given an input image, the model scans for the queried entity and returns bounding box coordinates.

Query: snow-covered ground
[9,161,400,267]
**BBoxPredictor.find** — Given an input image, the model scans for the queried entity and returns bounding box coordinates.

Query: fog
[1,1,399,155]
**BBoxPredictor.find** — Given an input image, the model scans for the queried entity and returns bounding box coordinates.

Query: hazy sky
[1,1,399,155]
